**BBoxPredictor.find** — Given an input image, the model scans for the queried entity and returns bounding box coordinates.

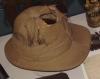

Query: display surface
[84,54,100,79]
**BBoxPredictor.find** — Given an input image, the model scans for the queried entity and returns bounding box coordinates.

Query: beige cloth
[5,5,91,71]
[84,54,100,79]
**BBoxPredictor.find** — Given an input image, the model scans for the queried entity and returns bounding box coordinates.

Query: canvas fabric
[5,5,91,71]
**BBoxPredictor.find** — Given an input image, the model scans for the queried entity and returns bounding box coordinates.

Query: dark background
[0,64,9,79]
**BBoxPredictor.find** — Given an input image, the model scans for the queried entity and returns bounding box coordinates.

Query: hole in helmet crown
[40,13,57,25]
